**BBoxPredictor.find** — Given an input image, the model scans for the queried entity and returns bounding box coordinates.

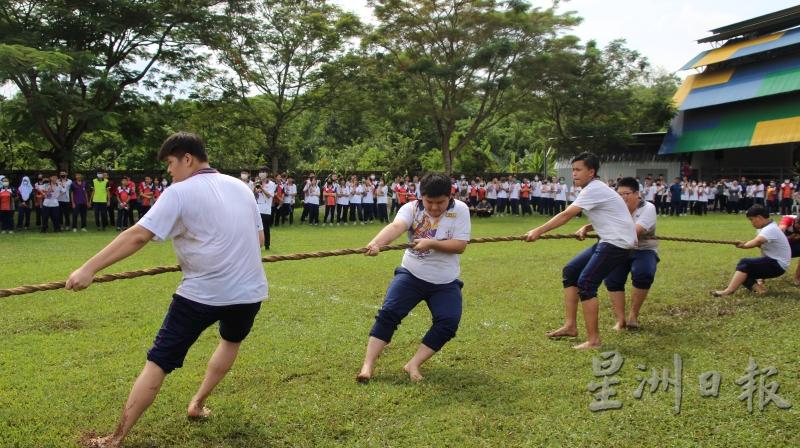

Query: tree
[536,39,677,154]
[210,0,362,172]
[366,0,579,174]
[0,0,223,171]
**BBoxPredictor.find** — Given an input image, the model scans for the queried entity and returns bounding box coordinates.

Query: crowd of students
[2,170,799,237]
[0,172,169,233]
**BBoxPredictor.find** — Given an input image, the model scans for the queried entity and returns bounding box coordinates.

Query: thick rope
[0,233,738,299]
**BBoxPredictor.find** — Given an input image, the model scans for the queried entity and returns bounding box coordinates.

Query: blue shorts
[563,243,633,300]
[370,267,463,351]
[147,294,261,373]
[604,250,660,291]
[735,257,785,290]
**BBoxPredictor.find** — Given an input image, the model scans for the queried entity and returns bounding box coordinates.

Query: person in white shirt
[363,178,375,223]
[376,179,389,223]
[486,178,498,214]
[531,175,542,213]
[65,132,267,448]
[336,178,350,225]
[56,171,73,230]
[554,177,567,214]
[497,177,509,216]
[754,180,765,206]
[594,178,659,330]
[278,176,297,225]
[39,175,64,232]
[304,178,321,225]
[255,176,274,250]
[508,176,521,215]
[351,178,365,224]
[712,204,791,297]
[357,173,471,383]
[526,152,636,349]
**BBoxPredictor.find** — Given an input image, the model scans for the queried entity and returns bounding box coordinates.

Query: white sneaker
[8,230,13,234]
[72,228,77,232]
[81,228,87,232]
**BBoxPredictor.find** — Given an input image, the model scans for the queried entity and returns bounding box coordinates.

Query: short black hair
[158,132,208,162]
[420,173,451,198]
[745,204,769,219]
[571,152,600,176]
[617,177,639,192]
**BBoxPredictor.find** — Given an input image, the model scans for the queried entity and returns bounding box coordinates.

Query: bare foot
[793,278,800,287]
[187,401,212,420]
[356,365,374,384]
[612,322,625,332]
[546,326,578,338]
[710,290,730,297]
[572,341,601,350]
[626,318,640,330]
[752,283,767,295]
[81,434,120,448]
[403,363,424,382]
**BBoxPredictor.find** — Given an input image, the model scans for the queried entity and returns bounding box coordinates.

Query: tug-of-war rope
[0,233,739,299]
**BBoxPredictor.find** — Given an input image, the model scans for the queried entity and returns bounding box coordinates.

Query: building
[659,5,800,181]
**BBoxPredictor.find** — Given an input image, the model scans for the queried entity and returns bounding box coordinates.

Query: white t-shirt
[571,179,637,249]
[283,184,297,205]
[632,201,658,252]
[755,184,765,198]
[555,183,567,201]
[364,185,374,203]
[57,179,72,202]
[376,186,388,204]
[255,190,272,214]
[337,185,350,205]
[644,185,656,202]
[509,183,521,199]
[351,185,364,204]
[532,181,542,197]
[498,182,509,199]
[486,184,498,200]
[394,200,471,284]
[757,221,791,270]
[305,185,320,205]
[138,172,268,305]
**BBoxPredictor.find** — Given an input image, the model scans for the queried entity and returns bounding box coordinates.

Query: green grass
[0,213,798,447]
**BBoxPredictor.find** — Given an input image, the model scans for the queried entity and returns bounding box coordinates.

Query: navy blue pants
[790,241,800,258]
[736,257,785,289]
[370,267,463,351]
[147,295,261,373]
[604,250,660,291]
[563,243,633,300]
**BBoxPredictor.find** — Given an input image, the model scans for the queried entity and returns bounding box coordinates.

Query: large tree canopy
[366,0,580,174]
[0,0,223,170]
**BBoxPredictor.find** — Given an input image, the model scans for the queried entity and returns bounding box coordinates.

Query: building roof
[659,92,800,155]
[673,53,800,110]
[680,26,800,70]
[698,5,800,43]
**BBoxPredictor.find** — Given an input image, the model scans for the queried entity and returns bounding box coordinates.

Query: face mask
[259,173,267,180]
[1,181,8,187]
[97,174,103,179]
[534,176,539,181]
[241,174,249,180]
[370,175,375,180]
[162,180,168,186]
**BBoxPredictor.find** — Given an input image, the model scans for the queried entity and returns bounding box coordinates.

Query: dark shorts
[563,242,633,300]
[735,257,785,290]
[791,241,800,258]
[604,250,660,291]
[147,294,262,373]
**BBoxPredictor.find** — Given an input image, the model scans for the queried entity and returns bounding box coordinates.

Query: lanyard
[189,167,218,178]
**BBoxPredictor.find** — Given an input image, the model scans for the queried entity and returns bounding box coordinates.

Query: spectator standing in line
[71,173,90,232]
[16,176,34,230]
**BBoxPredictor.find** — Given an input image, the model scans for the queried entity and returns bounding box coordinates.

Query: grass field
[0,212,798,447]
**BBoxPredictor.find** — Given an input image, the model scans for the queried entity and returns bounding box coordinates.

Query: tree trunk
[442,132,452,176]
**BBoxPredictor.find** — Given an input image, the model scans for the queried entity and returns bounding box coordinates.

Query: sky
[331,0,800,74]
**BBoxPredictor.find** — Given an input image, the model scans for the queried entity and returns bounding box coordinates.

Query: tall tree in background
[212,0,362,172]
[367,0,579,174]
[0,0,222,170]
